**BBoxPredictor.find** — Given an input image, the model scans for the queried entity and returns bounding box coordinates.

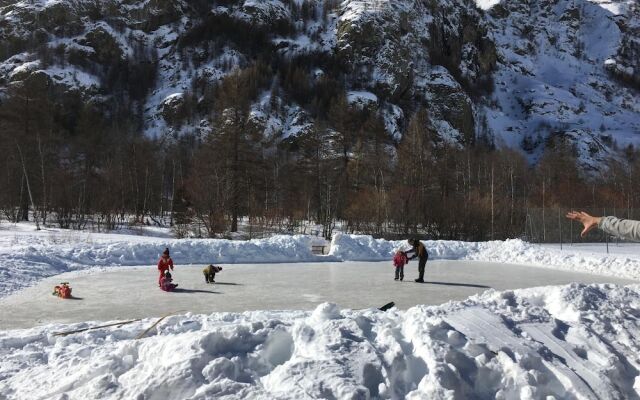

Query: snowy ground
[2,284,639,399]
[1,261,634,330]
[2,227,640,399]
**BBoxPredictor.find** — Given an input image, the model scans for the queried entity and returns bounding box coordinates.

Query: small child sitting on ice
[160,270,178,292]
[393,249,409,281]
[52,282,72,298]
[203,264,223,283]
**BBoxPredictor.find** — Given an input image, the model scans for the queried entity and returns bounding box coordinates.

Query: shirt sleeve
[598,216,640,242]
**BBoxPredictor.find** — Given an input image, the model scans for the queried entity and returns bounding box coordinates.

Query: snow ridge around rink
[1,283,639,399]
[3,230,640,297]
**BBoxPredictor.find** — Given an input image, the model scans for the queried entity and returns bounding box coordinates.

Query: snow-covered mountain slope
[0,0,638,169]
[1,284,640,399]
[483,0,640,170]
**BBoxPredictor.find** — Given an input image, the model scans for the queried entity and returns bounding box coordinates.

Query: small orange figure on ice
[52,282,72,299]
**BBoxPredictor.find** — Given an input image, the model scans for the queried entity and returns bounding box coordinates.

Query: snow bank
[0,233,331,296]
[330,234,640,281]
[1,283,639,399]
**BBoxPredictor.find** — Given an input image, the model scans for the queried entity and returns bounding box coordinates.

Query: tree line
[1,64,638,241]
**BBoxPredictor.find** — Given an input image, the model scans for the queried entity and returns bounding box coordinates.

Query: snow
[474,0,501,10]
[605,58,617,66]
[483,0,640,170]
[347,90,378,106]
[2,283,640,399]
[1,225,640,398]
[162,92,184,104]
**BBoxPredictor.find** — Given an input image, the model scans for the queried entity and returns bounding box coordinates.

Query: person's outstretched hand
[566,211,602,237]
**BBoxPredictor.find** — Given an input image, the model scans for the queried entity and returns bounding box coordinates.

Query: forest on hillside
[0,0,638,241]
[1,62,638,241]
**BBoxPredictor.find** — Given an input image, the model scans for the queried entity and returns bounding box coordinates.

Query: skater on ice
[203,264,223,283]
[406,238,429,283]
[393,249,409,281]
[157,248,174,286]
[159,270,178,292]
[567,211,640,241]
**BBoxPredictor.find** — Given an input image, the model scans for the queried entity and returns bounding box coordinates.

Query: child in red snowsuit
[393,250,409,281]
[157,248,174,286]
[160,270,178,292]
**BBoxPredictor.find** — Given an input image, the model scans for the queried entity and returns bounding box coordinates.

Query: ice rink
[1,260,635,329]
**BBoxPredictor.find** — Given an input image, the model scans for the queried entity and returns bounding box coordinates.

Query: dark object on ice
[378,302,395,311]
[203,264,223,283]
[422,281,490,289]
[173,288,218,294]
[415,278,424,283]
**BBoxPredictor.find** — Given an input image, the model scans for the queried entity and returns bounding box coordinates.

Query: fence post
[559,208,562,250]
[569,211,573,246]
[604,208,608,254]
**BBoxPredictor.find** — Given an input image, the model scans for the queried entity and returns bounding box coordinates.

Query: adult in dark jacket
[407,238,429,283]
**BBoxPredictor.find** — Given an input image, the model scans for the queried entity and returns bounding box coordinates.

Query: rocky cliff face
[0,0,637,170]
[482,0,639,171]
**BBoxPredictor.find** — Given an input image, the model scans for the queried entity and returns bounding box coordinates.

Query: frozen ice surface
[0,261,634,329]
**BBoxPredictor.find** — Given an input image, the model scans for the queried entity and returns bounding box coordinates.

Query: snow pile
[1,283,639,399]
[328,233,399,261]
[330,234,640,280]
[0,233,330,297]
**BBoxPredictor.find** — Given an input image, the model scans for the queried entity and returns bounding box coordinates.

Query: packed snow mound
[330,233,640,280]
[1,283,639,399]
[0,232,329,297]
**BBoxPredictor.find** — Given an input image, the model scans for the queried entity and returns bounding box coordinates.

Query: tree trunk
[491,163,494,240]
[37,134,47,225]
[170,160,176,227]
[16,141,39,230]
[231,118,240,233]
